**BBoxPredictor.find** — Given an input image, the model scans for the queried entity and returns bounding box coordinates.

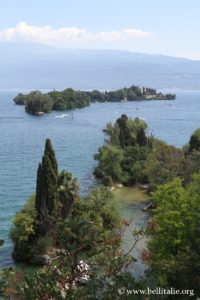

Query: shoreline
[113,186,150,278]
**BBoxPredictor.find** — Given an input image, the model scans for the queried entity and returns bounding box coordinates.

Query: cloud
[0,22,153,47]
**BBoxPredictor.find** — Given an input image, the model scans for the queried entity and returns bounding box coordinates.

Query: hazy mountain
[0,42,200,91]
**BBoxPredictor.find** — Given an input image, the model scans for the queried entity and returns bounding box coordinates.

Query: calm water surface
[0,90,200,268]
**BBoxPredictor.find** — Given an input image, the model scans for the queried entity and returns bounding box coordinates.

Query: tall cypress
[44,139,58,176]
[35,163,46,220]
[42,154,58,215]
[35,139,59,235]
[136,127,147,147]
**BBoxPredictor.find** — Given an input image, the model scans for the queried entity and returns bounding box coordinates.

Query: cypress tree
[42,154,58,215]
[136,127,147,147]
[117,114,128,148]
[44,139,58,176]
[35,139,59,235]
[35,163,46,221]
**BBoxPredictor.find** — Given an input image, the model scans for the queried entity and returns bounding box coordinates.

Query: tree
[18,187,139,299]
[53,97,66,110]
[103,122,120,146]
[25,92,54,114]
[11,195,37,262]
[189,128,200,152]
[94,144,124,182]
[182,150,200,184]
[35,139,59,235]
[136,127,147,147]
[11,139,81,263]
[58,171,79,218]
[11,213,35,243]
[144,144,184,189]
[44,139,58,176]
[147,176,200,295]
[117,114,135,148]
[121,145,148,184]
[95,116,150,185]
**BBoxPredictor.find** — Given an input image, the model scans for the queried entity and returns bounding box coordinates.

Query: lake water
[0,90,200,269]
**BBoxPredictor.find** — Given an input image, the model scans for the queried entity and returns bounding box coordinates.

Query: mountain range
[0,42,200,91]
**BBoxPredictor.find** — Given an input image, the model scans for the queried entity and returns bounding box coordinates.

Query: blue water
[0,90,200,268]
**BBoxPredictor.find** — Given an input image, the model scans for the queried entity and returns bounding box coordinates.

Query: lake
[0,90,200,268]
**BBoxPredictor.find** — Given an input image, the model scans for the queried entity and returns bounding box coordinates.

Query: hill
[0,42,200,90]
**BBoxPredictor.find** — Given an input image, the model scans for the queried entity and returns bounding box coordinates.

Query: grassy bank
[113,186,150,205]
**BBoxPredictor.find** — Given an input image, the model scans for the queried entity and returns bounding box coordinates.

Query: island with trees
[1,116,200,299]
[13,85,176,115]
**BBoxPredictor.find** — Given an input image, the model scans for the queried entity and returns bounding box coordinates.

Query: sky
[0,0,200,59]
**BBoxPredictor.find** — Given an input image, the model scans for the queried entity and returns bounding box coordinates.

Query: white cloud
[0,22,153,47]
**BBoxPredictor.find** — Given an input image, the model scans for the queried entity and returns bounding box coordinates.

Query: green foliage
[189,128,200,152]
[103,122,120,146]
[13,93,26,105]
[57,186,121,250]
[144,144,184,190]
[136,127,147,146]
[58,170,79,218]
[41,153,58,215]
[102,175,113,186]
[0,268,25,299]
[95,144,124,182]
[95,115,150,185]
[85,186,121,231]
[117,114,132,148]
[7,118,200,299]
[52,96,66,110]
[24,91,53,114]
[11,213,35,243]
[44,139,58,176]
[10,195,36,262]
[14,85,175,115]
[12,139,79,262]
[182,150,200,183]
[11,194,36,243]
[12,187,140,299]
[33,235,54,255]
[147,176,200,294]
[35,139,59,235]
[122,145,149,184]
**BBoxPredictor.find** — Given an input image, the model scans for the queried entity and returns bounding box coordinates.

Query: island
[13,85,176,115]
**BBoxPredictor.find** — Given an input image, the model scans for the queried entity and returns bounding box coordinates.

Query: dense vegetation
[0,139,145,299]
[146,176,200,296]
[8,187,136,299]
[94,114,151,186]
[3,186,144,299]
[13,85,175,115]
[2,116,200,298]
[94,115,200,297]
[94,114,200,190]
